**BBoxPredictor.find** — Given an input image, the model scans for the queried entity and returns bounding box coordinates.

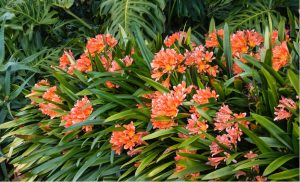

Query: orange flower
[214,104,234,131]
[75,54,92,73]
[246,30,263,47]
[85,34,117,55]
[61,96,93,132]
[29,80,50,104]
[110,121,146,155]
[256,176,267,182]
[208,156,226,168]
[151,81,193,129]
[231,31,248,57]
[272,41,289,71]
[151,49,185,80]
[206,29,224,48]
[185,46,218,76]
[209,142,223,156]
[214,105,248,146]
[104,34,118,48]
[244,151,257,159]
[192,87,218,104]
[39,86,63,119]
[186,114,208,137]
[164,31,187,47]
[59,50,74,70]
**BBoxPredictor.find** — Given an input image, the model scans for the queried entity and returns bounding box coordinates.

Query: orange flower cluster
[58,34,119,75]
[151,81,193,129]
[208,104,249,168]
[205,29,224,48]
[151,49,185,86]
[274,96,297,121]
[39,86,63,119]
[29,79,50,104]
[59,50,92,75]
[29,81,63,119]
[230,30,263,74]
[85,34,117,55]
[192,87,218,104]
[185,45,219,77]
[186,114,208,137]
[272,41,289,71]
[62,96,93,132]
[110,122,146,155]
[231,30,263,58]
[174,149,200,179]
[164,31,187,47]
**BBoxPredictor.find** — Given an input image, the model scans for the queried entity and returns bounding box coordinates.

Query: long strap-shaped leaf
[251,113,293,150]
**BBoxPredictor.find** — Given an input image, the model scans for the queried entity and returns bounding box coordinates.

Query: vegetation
[0,0,299,181]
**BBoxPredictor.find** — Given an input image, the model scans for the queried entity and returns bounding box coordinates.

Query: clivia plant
[0,20,299,181]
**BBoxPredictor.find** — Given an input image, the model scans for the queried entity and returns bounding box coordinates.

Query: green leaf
[223,23,233,78]
[63,119,103,132]
[135,150,161,176]
[209,18,216,34]
[196,107,213,122]
[251,113,293,150]
[169,163,211,179]
[137,74,169,93]
[292,123,299,155]
[202,166,235,180]
[132,25,153,69]
[142,129,175,140]
[9,74,35,100]
[268,168,299,180]
[245,137,285,148]
[0,20,4,65]
[288,69,299,94]
[178,135,199,148]
[148,161,174,177]
[261,67,278,102]
[226,152,242,165]
[239,124,273,153]
[234,159,273,171]
[104,108,149,122]
[242,54,261,69]
[263,154,297,176]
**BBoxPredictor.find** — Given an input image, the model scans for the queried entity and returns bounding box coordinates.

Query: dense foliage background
[0,0,299,181]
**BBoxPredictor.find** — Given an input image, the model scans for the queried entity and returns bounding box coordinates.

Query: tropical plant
[0,9,299,180]
[0,0,299,181]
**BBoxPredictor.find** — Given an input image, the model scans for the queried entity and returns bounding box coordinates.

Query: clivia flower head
[110,122,147,155]
[192,87,218,105]
[39,86,63,119]
[151,48,185,81]
[151,81,194,129]
[274,96,297,121]
[85,34,118,55]
[272,41,289,71]
[61,96,93,132]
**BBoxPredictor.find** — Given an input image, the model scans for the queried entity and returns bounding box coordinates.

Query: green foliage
[0,0,299,181]
[99,0,166,39]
